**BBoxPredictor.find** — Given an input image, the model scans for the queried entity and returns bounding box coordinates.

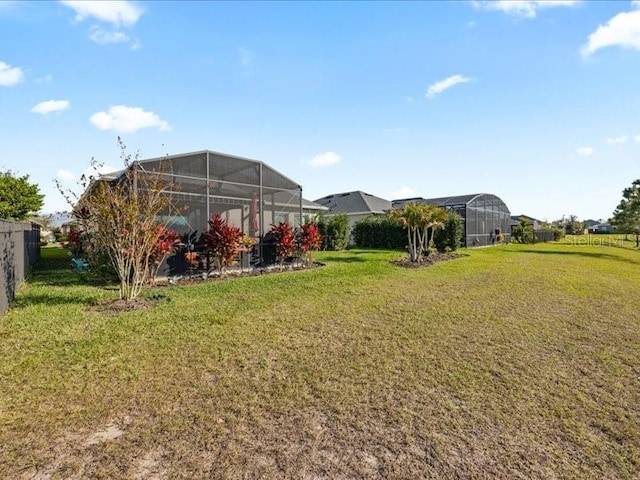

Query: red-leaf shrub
[202,214,244,270]
[297,223,322,253]
[148,226,180,275]
[297,223,322,266]
[269,222,295,263]
[65,228,84,257]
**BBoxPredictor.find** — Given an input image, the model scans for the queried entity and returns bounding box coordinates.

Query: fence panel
[0,221,40,315]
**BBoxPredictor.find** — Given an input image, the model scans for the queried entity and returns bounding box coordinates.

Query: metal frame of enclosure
[106,151,313,267]
[393,193,511,247]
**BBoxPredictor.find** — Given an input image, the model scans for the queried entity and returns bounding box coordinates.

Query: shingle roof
[392,194,482,209]
[313,191,392,215]
[510,214,543,224]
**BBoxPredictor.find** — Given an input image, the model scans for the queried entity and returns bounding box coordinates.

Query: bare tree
[57,138,176,301]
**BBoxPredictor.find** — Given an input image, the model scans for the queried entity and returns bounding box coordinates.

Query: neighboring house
[393,193,511,247]
[313,191,392,229]
[510,215,544,230]
[587,222,613,234]
[585,219,599,228]
[40,229,56,244]
[91,150,326,267]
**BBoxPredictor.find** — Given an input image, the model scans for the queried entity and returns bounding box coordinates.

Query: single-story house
[313,190,392,229]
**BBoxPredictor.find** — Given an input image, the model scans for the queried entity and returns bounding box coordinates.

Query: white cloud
[392,186,418,199]
[31,99,70,114]
[425,74,472,98]
[576,146,594,156]
[82,164,119,180]
[309,151,341,168]
[0,61,24,86]
[634,133,640,142]
[471,0,579,19]
[607,135,628,144]
[581,8,640,57]
[60,0,143,27]
[89,105,171,133]
[633,0,640,9]
[56,169,75,182]
[35,74,53,84]
[89,25,130,45]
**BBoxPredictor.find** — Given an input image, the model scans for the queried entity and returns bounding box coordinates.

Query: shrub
[552,227,565,241]
[202,213,244,271]
[433,211,463,252]
[352,216,405,249]
[389,203,447,262]
[317,214,350,250]
[148,226,180,280]
[512,217,535,244]
[269,222,296,264]
[297,223,322,265]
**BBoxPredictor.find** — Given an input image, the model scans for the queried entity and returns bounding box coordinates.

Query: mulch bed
[391,252,464,268]
[86,297,157,315]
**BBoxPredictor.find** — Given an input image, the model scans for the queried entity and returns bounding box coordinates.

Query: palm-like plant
[389,203,448,262]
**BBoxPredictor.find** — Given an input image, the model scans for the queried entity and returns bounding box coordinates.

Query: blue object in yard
[71,257,89,271]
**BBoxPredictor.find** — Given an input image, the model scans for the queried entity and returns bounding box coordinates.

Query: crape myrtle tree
[0,170,44,220]
[389,203,447,262]
[57,138,179,301]
[611,179,640,247]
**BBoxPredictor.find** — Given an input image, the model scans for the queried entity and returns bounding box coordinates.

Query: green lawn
[1,243,639,478]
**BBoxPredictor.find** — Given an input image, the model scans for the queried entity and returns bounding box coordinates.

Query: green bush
[552,227,565,241]
[512,217,535,244]
[353,216,406,249]
[433,211,463,252]
[317,214,350,251]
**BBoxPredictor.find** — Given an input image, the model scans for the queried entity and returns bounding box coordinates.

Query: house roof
[510,214,543,225]
[98,149,302,191]
[313,191,392,215]
[86,150,327,207]
[392,193,484,209]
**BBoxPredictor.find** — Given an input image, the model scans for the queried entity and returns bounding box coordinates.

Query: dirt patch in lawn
[391,252,463,268]
[86,297,157,314]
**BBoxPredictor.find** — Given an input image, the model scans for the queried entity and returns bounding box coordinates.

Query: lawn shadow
[507,248,640,266]
[320,254,366,263]
[10,248,113,310]
[11,292,99,309]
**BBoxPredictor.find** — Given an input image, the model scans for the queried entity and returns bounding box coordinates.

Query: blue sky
[1,0,640,221]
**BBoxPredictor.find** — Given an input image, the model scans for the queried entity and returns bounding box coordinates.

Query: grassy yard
[1,242,639,478]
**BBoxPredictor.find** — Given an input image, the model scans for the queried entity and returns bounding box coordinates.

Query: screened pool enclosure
[102,150,324,272]
[393,193,511,247]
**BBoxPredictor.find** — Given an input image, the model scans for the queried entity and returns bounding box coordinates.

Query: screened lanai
[140,151,304,236]
[392,193,511,247]
[106,150,324,267]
